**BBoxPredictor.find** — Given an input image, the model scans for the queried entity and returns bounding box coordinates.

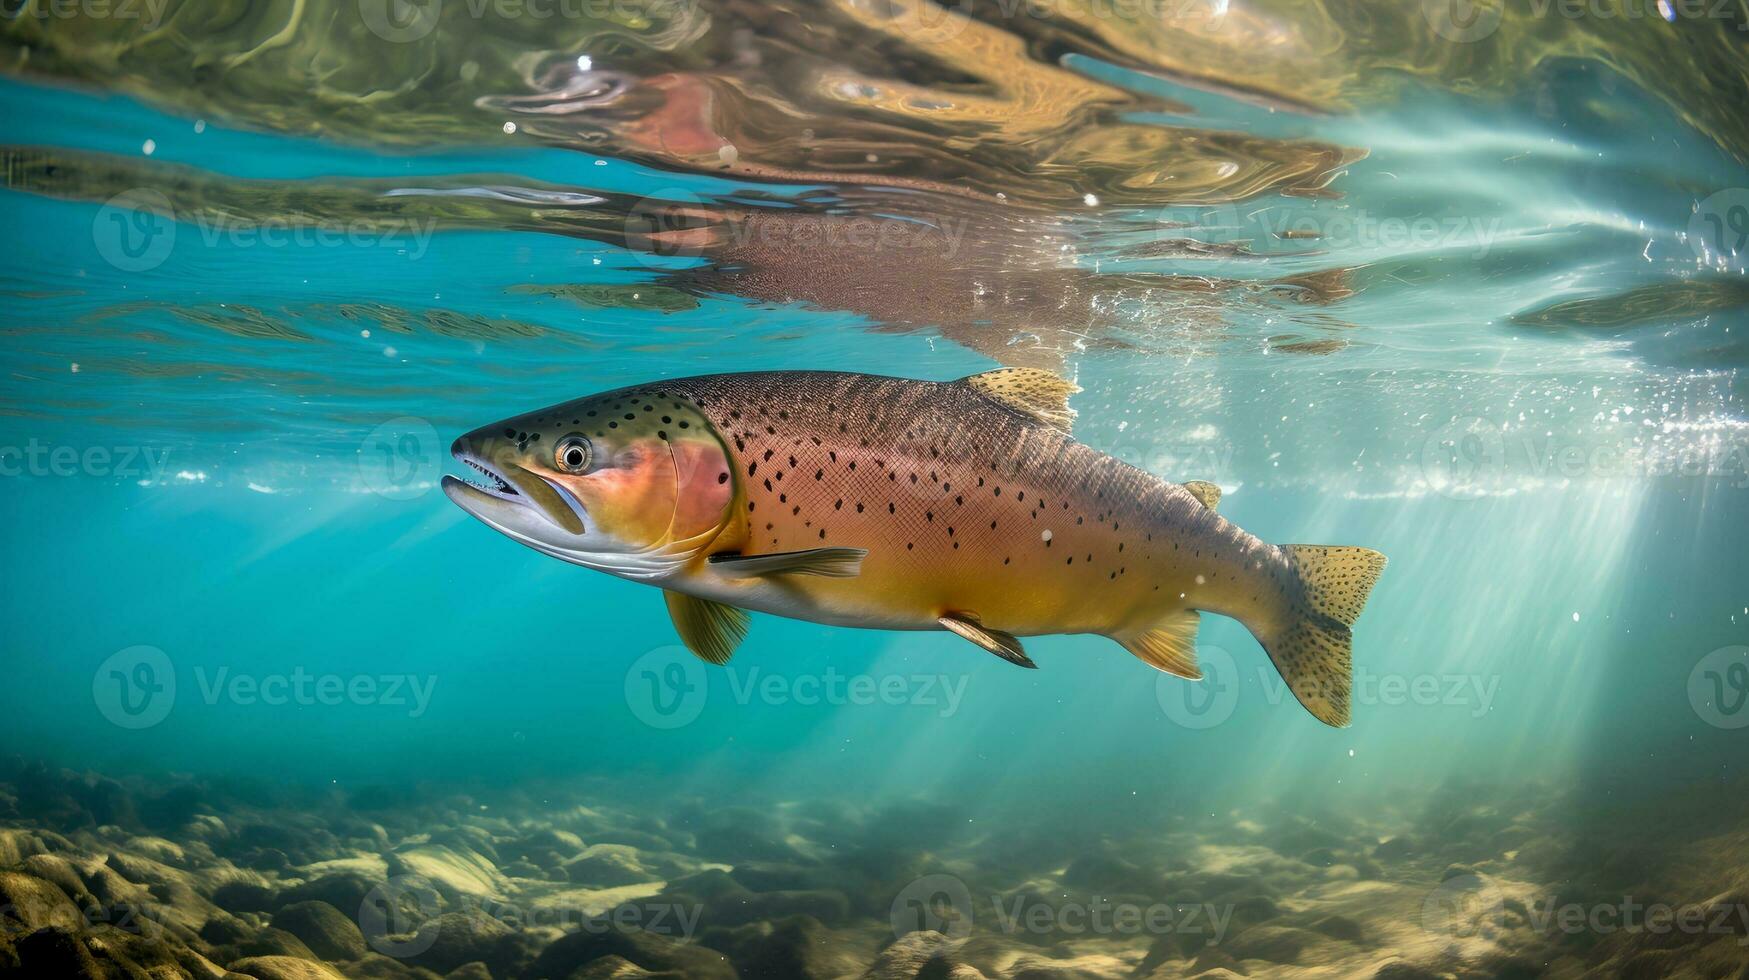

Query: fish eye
[555,435,592,474]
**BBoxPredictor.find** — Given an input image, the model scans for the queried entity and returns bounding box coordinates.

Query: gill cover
[559,389,737,560]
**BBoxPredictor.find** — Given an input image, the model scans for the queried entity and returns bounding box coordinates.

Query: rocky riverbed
[0,760,1744,979]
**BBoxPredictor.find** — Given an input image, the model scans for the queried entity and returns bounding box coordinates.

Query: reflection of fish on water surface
[8,0,1747,209]
[444,368,1386,726]
[0,147,1359,367]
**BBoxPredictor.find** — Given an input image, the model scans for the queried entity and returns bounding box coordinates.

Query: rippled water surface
[1,2,1747,979]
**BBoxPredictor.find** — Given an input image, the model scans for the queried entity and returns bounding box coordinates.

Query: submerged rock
[273,874,376,917]
[1370,961,1443,980]
[272,900,368,961]
[1372,837,1415,861]
[229,925,320,961]
[399,908,516,975]
[0,871,86,933]
[562,847,660,887]
[227,954,350,980]
[526,924,736,980]
[699,914,866,979]
[1220,925,1327,965]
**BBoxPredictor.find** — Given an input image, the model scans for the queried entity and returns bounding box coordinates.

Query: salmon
[443,368,1386,726]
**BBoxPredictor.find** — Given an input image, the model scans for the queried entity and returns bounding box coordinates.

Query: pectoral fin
[1113,611,1202,679]
[939,614,1037,668]
[1183,481,1221,511]
[708,547,867,578]
[664,591,749,665]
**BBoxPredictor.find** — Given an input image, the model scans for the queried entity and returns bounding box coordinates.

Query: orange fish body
[445,369,1385,726]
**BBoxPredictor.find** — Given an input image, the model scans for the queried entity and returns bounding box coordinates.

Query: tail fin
[1259,545,1387,728]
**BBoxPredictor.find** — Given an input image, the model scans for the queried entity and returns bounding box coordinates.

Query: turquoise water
[2,7,1748,978]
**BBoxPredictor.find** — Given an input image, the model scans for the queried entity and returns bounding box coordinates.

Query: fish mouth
[453,455,518,500]
[442,442,586,536]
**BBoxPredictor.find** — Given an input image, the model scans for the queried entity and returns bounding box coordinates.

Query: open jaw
[456,456,517,500]
[441,448,588,537]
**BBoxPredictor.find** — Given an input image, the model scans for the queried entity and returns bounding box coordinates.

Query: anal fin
[664,591,749,665]
[709,547,867,578]
[1113,611,1202,679]
[939,614,1036,668]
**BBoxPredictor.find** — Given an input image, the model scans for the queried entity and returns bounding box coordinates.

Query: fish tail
[1252,545,1387,728]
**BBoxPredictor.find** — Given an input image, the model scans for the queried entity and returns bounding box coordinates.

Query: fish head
[443,389,737,580]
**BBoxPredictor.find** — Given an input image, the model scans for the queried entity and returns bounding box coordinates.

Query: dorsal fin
[962,368,1079,431]
[1183,481,1221,511]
